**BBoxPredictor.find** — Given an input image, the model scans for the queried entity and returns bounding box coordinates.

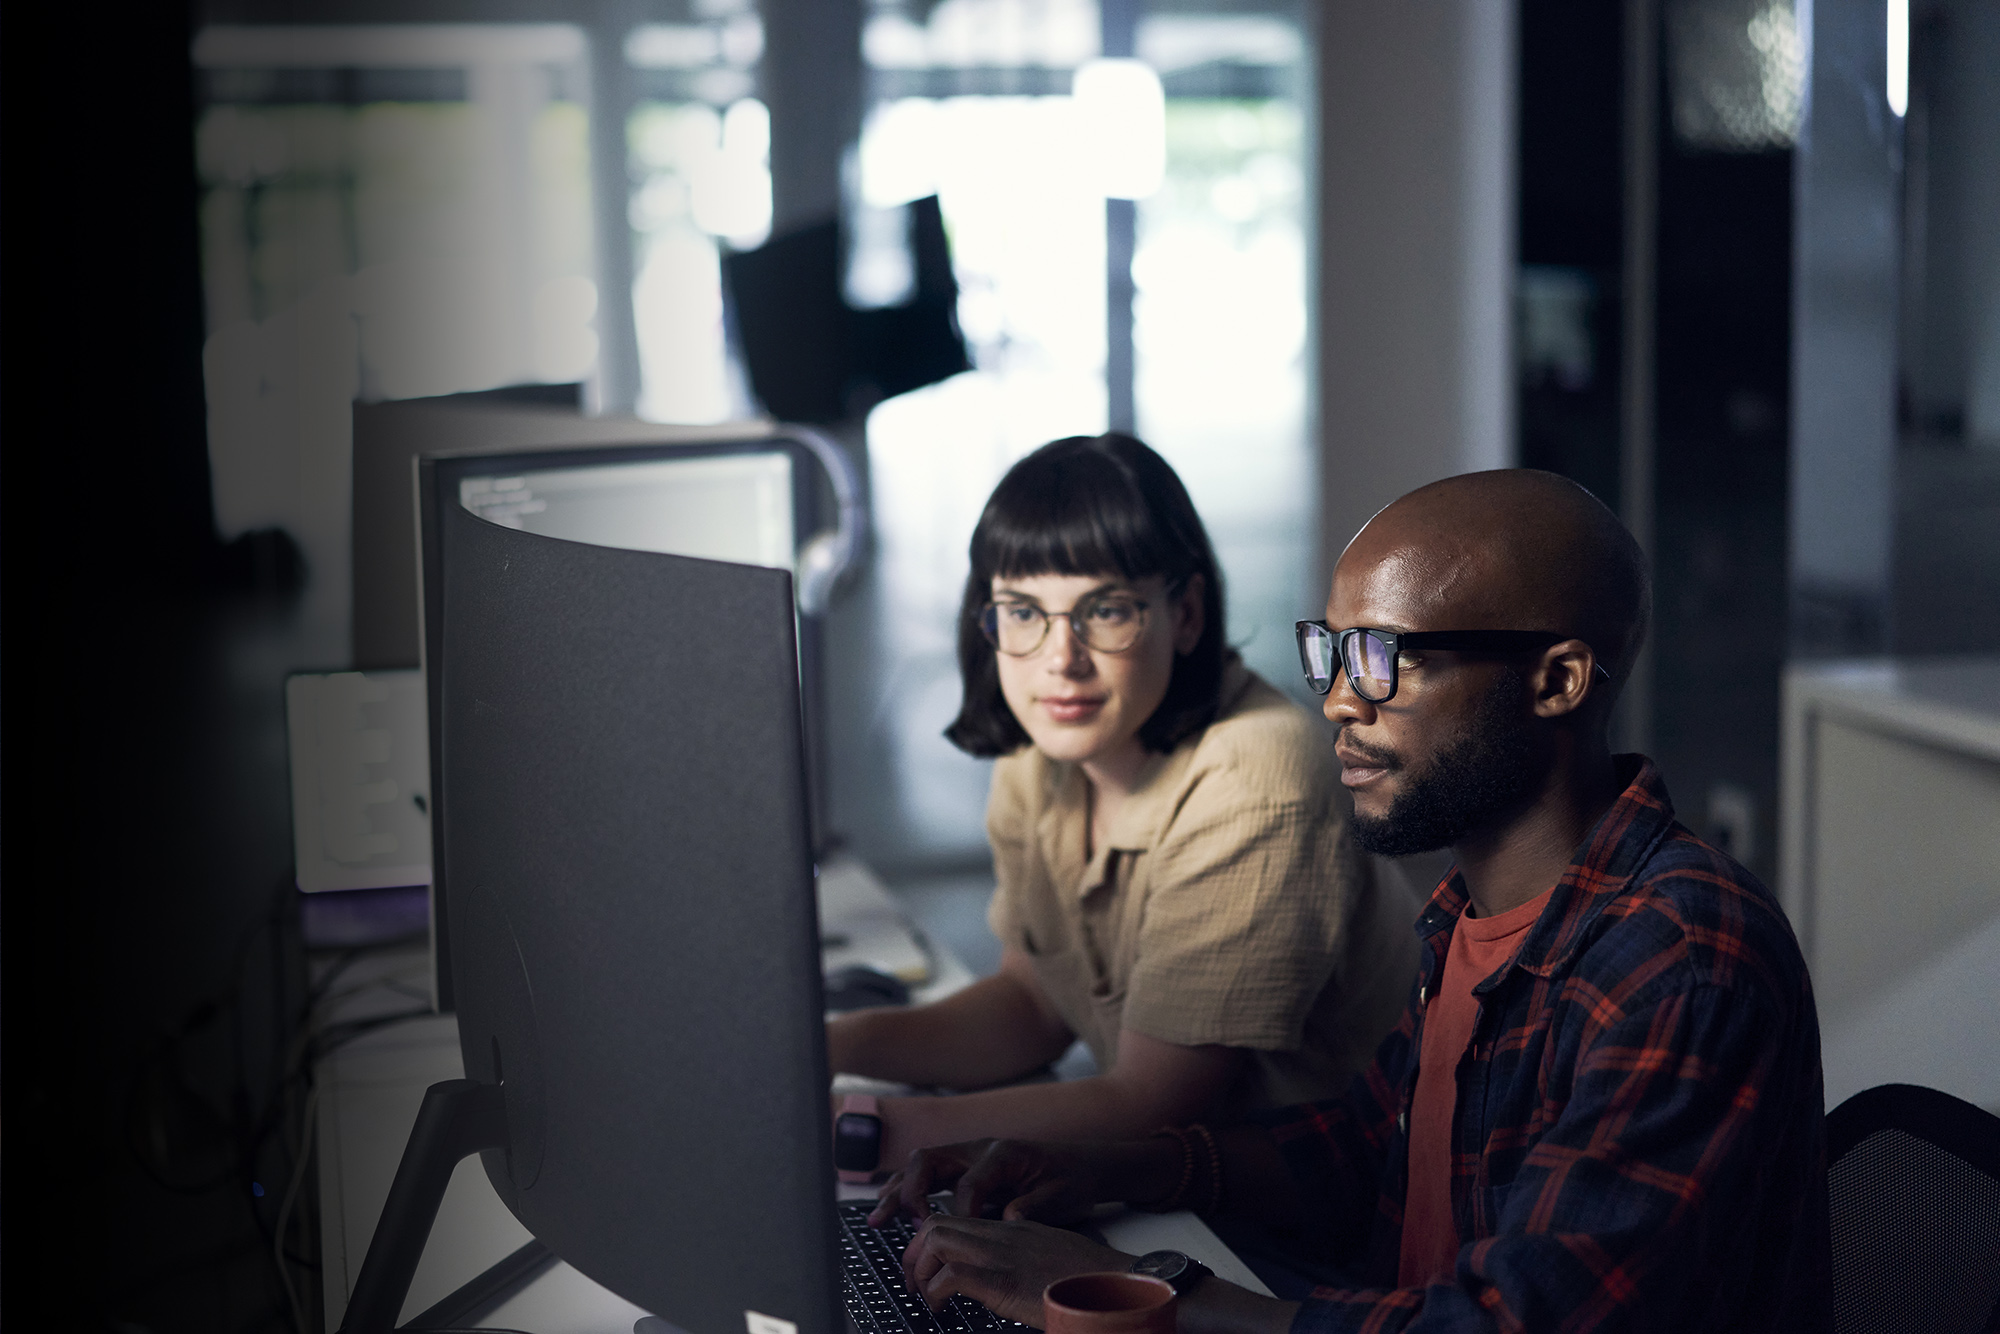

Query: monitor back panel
[352,397,773,669]
[425,487,840,1334]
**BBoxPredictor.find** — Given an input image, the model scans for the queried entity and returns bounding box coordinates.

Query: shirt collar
[1096,655,1254,853]
[1412,754,1678,989]
[1037,656,1255,894]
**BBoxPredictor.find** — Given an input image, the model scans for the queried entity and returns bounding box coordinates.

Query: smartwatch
[1128,1250,1212,1297]
[833,1094,884,1183]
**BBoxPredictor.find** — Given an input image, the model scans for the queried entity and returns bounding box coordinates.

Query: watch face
[833,1112,883,1172]
[1132,1251,1190,1282]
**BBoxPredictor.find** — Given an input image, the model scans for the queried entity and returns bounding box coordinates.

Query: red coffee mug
[1042,1273,1176,1334]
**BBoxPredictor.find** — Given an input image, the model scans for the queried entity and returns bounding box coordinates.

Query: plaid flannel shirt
[1256,756,1832,1333]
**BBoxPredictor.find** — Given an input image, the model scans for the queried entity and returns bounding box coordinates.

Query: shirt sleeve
[1286,980,1823,1333]
[1253,1026,1412,1264]
[1120,763,1363,1051]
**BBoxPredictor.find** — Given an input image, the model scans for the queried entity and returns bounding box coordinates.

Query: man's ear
[1172,573,1206,655]
[1530,640,1597,719]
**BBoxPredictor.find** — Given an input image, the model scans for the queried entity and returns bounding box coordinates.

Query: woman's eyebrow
[991,579,1134,602]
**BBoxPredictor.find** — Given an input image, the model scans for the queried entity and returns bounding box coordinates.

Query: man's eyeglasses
[1293,622,1610,703]
[982,593,1153,657]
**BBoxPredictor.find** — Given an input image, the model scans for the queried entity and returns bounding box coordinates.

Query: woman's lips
[1040,696,1106,723]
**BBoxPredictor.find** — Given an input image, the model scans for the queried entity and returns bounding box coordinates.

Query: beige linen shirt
[986,660,1419,1111]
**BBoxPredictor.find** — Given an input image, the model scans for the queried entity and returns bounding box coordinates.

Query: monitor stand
[338,1078,555,1333]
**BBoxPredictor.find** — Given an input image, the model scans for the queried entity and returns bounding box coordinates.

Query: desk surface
[316,859,1265,1332]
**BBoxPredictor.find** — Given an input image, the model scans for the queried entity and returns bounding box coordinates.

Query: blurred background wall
[4,0,1996,1326]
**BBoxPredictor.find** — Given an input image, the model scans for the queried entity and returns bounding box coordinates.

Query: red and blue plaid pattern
[1256,756,1832,1332]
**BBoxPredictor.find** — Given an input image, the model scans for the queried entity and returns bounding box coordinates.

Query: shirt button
[1398,1111,1408,1136]
[1419,984,1429,1004]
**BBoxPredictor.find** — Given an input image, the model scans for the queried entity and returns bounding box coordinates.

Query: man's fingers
[957,1141,1034,1219]
[893,1158,939,1219]
[874,1148,954,1224]
[867,1169,911,1226]
[902,1215,991,1290]
[999,1180,1071,1223]
[919,1261,1009,1316]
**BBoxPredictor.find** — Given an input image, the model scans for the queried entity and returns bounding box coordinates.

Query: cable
[274,1080,321,1334]
[266,1005,436,1332]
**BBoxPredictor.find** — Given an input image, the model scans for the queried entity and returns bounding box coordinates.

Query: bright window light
[1886,0,1908,117]
[1072,58,1165,200]
[625,24,719,69]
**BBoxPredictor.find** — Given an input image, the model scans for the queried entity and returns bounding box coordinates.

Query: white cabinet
[1779,658,2000,1111]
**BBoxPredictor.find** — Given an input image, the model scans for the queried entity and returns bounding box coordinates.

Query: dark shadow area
[1516,0,1625,512]
[3,2,317,1329]
[1650,144,1793,886]
[1518,2,1793,883]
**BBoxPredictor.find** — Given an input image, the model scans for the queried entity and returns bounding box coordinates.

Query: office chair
[1825,1083,2000,1334]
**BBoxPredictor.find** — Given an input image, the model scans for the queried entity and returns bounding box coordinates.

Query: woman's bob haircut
[944,433,1229,759]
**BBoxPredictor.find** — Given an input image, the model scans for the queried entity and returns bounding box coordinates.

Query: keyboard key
[837,1202,1011,1334]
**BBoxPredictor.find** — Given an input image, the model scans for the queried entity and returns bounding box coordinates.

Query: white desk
[316,857,1265,1332]
[1778,657,2000,1111]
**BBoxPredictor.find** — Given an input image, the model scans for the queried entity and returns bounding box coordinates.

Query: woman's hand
[901,1214,1134,1326]
[870,1138,1116,1227]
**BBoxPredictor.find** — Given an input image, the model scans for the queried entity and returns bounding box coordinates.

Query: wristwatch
[1129,1250,1212,1296]
[833,1094,884,1183]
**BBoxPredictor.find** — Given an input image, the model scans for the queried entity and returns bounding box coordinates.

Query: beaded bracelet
[1139,1124,1225,1215]
[1139,1127,1198,1212]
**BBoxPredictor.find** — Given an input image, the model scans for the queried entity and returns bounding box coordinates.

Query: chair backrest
[1825,1083,2000,1334]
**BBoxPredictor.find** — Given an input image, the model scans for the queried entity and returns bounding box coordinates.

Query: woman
[827,433,1414,1168]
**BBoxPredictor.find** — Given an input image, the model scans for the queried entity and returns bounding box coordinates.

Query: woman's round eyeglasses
[982,593,1153,657]
[1294,622,1609,703]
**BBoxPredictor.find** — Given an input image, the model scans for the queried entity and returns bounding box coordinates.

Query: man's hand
[870,1139,1114,1227]
[901,1215,1133,1326]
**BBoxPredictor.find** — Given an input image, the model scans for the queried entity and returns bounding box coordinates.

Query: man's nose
[1324,672,1374,726]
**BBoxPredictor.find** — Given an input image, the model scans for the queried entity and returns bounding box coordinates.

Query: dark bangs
[944,433,1229,759]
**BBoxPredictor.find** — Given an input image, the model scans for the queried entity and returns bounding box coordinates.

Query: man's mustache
[1336,729,1401,771]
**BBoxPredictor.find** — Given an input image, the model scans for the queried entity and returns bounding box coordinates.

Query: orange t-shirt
[1396,886,1554,1289]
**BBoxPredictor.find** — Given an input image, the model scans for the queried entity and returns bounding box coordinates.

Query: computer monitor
[349,394,776,671]
[356,459,843,1334]
[456,450,795,568]
[413,437,840,1009]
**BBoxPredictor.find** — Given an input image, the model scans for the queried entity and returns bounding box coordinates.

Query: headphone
[784,425,867,617]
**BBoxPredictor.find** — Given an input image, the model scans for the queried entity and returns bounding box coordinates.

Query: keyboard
[838,1201,1035,1334]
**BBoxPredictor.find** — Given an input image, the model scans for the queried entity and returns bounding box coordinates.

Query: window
[194,24,596,639]
[843,0,1314,868]
[625,10,771,423]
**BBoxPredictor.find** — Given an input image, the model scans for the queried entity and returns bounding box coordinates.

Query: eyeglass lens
[985,599,1146,656]
[1299,623,1338,693]
[1342,630,1395,702]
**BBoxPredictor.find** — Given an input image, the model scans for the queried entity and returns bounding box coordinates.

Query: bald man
[872,471,1832,1333]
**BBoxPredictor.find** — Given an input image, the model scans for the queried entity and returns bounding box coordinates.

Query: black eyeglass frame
[1293,622,1611,702]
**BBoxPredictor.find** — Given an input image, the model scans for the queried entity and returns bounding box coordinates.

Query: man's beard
[1349,669,1552,857]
